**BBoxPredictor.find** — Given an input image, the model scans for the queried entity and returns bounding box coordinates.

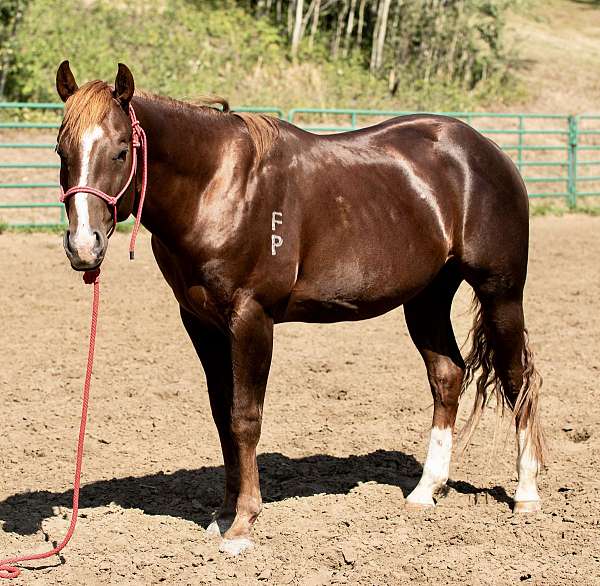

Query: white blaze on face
[406,426,453,507]
[72,125,104,259]
[514,428,540,503]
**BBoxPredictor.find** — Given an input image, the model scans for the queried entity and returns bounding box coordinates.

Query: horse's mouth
[63,230,107,272]
[69,257,104,272]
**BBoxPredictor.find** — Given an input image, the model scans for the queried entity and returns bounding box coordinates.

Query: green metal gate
[0,102,64,227]
[1,103,598,228]
[288,109,582,205]
[573,115,600,203]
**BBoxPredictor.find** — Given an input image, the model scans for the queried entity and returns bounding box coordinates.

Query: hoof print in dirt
[562,427,591,443]
[468,493,490,506]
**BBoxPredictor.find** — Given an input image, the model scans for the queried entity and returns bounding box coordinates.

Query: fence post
[567,115,578,209]
[517,115,524,172]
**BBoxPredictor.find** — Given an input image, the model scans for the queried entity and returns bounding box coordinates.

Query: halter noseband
[59,105,148,259]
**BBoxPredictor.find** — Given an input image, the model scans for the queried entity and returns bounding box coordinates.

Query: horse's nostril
[92,230,105,254]
[64,230,74,255]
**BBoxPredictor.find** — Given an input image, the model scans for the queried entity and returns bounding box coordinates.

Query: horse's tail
[458,295,546,465]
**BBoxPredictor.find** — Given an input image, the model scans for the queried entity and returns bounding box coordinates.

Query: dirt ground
[0,215,598,585]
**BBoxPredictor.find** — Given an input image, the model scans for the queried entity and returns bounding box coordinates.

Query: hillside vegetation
[0,0,598,113]
[1,0,522,111]
[507,0,600,113]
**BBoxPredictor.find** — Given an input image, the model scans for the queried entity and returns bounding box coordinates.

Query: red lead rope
[0,105,148,579]
[0,269,101,579]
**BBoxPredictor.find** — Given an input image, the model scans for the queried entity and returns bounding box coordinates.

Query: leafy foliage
[2,0,523,110]
[0,0,29,96]
[6,0,284,101]
[245,0,517,90]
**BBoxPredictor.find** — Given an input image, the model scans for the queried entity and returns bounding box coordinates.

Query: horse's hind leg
[403,262,464,508]
[462,284,544,513]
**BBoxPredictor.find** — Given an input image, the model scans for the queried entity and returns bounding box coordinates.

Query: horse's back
[270,114,528,322]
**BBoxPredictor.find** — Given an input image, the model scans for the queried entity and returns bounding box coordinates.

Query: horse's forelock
[60,80,114,147]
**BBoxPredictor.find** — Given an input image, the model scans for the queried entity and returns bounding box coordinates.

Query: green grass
[0,222,137,234]
[115,223,134,233]
[530,204,600,216]
[0,224,64,234]
[575,205,600,216]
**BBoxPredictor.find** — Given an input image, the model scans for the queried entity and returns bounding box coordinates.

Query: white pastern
[206,520,222,538]
[406,426,452,507]
[219,537,254,556]
[72,126,104,256]
[514,428,540,504]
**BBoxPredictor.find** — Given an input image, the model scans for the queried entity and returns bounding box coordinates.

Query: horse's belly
[281,291,410,322]
[281,258,442,323]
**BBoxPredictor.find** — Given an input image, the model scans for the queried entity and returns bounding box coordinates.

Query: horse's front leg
[218,297,273,554]
[181,299,273,553]
[179,308,240,531]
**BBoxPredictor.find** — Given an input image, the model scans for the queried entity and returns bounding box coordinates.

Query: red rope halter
[0,106,148,579]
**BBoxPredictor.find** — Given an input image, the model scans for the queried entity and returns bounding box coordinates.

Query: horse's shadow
[0,450,511,536]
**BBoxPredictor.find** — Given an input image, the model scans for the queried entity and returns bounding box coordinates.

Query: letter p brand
[271,234,283,256]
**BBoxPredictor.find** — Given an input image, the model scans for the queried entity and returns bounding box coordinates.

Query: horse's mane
[144,92,280,161]
[59,80,279,160]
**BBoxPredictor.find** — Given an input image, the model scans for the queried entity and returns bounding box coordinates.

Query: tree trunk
[308,0,321,50]
[331,1,348,60]
[373,0,391,72]
[370,0,383,72]
[356,0,367,47]
[343,0,357,57]
[291,0,305,59]
[287,0,294,36]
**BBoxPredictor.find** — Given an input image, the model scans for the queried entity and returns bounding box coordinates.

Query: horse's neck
[132,96,241,240]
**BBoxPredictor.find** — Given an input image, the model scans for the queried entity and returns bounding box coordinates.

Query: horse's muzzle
[63,229,107,271]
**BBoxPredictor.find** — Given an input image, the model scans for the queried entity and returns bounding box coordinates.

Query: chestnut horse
[55,61,544,554]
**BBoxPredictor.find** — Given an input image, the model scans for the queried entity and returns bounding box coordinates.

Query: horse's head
[56,61,137,271]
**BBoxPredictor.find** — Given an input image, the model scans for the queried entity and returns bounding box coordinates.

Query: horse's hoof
[219,537,254,556]
[513,500,541,514]
[405,500,435,511]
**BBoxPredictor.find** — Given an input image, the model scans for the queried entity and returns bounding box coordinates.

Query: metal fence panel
[288,108,574,202]
[1,103,598,227]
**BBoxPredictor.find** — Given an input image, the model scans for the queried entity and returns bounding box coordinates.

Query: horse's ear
[113,63,135,107]
[56,60,78,102]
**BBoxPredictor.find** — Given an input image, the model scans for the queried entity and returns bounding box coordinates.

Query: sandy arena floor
[0,215,598,585]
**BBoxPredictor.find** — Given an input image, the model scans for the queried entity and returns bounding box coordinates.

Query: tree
[0,0,28,98]
[290,0,304,59]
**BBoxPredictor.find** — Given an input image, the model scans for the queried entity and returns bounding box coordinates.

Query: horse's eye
[113,149,127,161]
